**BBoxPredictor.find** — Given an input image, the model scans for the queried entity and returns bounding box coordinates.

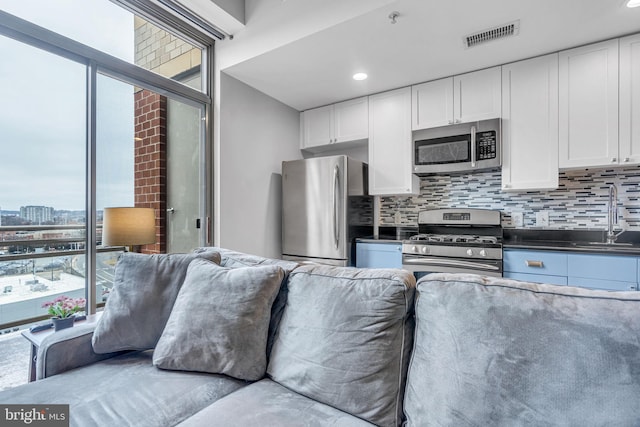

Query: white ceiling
[207,0,640,111]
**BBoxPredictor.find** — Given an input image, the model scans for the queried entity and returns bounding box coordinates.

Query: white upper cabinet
[411,77,454,129]
[301,97,368,151]
[369,87,419,196]
[501,54,559,191]
[412,66,501,130]
[301,104,333,149]
[559,39,619,169]
[333,97,369,143]
[455,67,502,123]
[620,33,640,165]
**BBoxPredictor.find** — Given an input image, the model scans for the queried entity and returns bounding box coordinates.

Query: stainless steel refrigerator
[282,155,373,266]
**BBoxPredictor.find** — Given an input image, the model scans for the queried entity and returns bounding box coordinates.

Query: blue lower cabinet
[568,254,638,291]
[503,249,568,285]
[503,249,567,276]
[568,253,636,282]
[504,272,568,286]
[356,242,402,269]
[505,248,639,291]
[568,277,637,291]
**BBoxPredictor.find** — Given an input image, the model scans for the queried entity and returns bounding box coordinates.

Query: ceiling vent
[464,20,520,49]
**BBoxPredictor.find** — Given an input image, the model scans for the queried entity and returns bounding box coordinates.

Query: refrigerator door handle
[333,164,339,249]
[470,125,476,168]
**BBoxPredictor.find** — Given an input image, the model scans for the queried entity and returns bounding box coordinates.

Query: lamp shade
[102,207,156,247]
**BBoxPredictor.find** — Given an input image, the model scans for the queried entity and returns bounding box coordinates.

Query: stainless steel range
[402,208,503,277]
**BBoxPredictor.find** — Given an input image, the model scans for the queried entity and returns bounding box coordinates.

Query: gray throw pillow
[404,273,640,426]
[267,264,416,427]
[153,259,285,381]
[92,251,221,353]
[193,246,300,357]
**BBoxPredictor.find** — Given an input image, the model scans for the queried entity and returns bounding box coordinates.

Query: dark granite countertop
[356,225,418,244]
[503,229,640,256]
[358,227,640,256]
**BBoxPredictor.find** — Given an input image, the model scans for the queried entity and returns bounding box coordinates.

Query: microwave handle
[470,125,476,168]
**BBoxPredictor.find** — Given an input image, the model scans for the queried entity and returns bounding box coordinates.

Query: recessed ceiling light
[353,73,368,81]
[628,0,640,7]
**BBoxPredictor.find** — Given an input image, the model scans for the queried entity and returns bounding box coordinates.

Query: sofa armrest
[35,322,124,380]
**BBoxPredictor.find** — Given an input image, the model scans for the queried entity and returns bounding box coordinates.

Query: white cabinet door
[502,54,559,191]
[620,33,640,166]
[559,39,619,169]
[411,78,454,130]
[454,66,502,123]
[412,67,501,131]
[369,87,420,195]
[301,97,368,150]
[334,97,368,143]
[301,105,333,149]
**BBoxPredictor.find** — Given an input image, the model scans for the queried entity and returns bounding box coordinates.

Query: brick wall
[134,89,166,254]
[132,16,201,253]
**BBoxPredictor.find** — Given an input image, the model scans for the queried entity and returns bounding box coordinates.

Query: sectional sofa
[1,247,639,426]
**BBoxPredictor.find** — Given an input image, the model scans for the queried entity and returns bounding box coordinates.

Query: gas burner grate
[409,233,499,245]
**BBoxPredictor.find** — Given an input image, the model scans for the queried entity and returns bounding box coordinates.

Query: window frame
[0,6,215,316]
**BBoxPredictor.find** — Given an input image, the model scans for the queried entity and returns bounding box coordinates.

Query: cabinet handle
[611,157,617,163]
[624,157,630,162]
[455,119,461,124]
[525,260,544,268]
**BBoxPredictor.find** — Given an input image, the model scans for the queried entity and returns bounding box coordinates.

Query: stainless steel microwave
[412,118,501,175]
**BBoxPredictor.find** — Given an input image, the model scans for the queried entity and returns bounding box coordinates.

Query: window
[0,1,214,327]
[1,0,204,90]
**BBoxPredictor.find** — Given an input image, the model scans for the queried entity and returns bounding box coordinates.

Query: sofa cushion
[194,247,299,356]
[176,379,375,427]
[92,251,220,353]
[405,273,640,426]
[153,259,284,381]
[268,265,416,427]
[0,351,247,427]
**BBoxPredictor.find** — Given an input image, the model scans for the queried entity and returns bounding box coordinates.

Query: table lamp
[102,207,156,252]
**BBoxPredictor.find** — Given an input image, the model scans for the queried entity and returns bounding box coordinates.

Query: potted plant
[42,295,86,331]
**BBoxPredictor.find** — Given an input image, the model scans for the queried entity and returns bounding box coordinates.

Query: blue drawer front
[504,249,568,276]
[356,243,402,269]
[504,272,568,286]
[568,254,637,283]
[568,277,637,292]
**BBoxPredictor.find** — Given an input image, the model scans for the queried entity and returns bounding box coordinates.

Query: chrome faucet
[606,184,623,244]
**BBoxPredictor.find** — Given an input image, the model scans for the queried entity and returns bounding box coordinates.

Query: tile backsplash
[380,166,640,229]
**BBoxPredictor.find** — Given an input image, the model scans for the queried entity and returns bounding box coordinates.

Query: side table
[21,312,102,382]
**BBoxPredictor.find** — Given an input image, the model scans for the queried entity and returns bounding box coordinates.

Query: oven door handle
[402,256,501,271]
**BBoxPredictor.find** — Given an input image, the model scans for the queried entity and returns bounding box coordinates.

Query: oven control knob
[411,246,417,253]
[466,249,474,257]
[479,249,487,257]
[421,246,428,254]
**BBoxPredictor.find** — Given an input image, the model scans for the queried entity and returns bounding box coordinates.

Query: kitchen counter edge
[356,238,403,244]
[504,242,640,256]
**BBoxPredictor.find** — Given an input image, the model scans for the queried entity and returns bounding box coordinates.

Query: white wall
[216,72,301,258]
